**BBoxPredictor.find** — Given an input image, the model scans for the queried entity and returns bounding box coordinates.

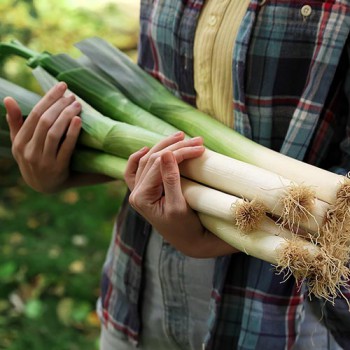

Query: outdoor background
[0,0,140,349]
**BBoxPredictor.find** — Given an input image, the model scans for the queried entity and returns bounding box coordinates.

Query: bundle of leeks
[0,39,349,303]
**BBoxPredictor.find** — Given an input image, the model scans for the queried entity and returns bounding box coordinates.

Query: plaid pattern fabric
[99,0,350,348]
[233,0,350,164]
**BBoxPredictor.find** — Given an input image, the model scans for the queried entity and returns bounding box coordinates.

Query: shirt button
[208,15,217,26]
[301,5,312,17]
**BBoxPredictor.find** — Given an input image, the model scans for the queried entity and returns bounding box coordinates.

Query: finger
[172,145,205,164]
[4,97,23,142]
[148,131,185,154]
[31,95,77,155]
[124,146,150,190]
[131,157,164,204]
[18,82,68,142]
[57,116,82,165]
[160,151,184,206]
[135,145,205,204]
[136,131,185,177]
[136,137,203,185]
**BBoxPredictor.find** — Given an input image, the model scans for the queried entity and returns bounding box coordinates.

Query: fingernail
[73,101,81,109]
[191,136,202,142]
[72,117,82,127]
[139,146,148,153]
[173,131,183,137]
[57,82,67,91]
[162,152,174,164]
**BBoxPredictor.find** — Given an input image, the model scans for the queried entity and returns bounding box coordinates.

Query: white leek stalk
[198,213,348,300]
[180,149,328,234]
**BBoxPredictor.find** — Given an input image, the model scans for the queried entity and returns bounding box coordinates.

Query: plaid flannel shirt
[99,1,350,349]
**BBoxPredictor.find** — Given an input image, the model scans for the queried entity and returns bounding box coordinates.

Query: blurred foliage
[0,0,139,93]
[0,0,138,349]
[0,181,127,349]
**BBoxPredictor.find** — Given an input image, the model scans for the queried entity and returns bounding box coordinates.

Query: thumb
[4,97,23,142]
[160,151,184,206]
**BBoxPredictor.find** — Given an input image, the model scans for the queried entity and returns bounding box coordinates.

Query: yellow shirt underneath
[194,0,250,128]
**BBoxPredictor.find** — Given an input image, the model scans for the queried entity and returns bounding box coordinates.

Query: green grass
[0,176,127,350]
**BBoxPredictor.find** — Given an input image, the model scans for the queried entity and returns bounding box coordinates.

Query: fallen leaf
[50,283,65,297]
[8,232,24,245]
[26,217,40,229]
[9,293,25,313]
[69,260,85,274]
[48,246,61,259]
[0,204,14,220]
[61,190,79,204]
[57,298,74,326]
[87,311,100,328]
[71,235,88,247]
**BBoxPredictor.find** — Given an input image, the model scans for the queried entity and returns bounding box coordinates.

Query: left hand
[125,132,238,258]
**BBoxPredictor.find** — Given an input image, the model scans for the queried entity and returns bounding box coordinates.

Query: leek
[199,213,349,300]
[0,71,165,160]
[75,37,345,206]
[0,77,41,131]
[0,41,180,138]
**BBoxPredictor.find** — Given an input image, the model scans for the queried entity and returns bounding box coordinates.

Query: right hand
[124,133,239,258]
[4,82,82,193]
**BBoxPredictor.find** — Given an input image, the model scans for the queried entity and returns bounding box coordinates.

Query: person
[4,0,350,349]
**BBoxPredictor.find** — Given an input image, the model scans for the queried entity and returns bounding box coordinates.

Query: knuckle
[12,139,24,156]
[11,147,18,162]
[129,191,143,211]
[149,153,157,162]
[47,89,59,102]
[29,107,40,120]
[164,171,180,184]
[47,129,60,142]
[60,105,75,118]
[149,153,158,163]
[38,116,52,130]
[138,156,148,168]
[23,149,37,165]
[128,152,140,164]
[128,193,137,208]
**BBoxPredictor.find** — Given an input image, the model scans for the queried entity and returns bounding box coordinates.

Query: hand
[125,132,238,258]
[4,82,82,193]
